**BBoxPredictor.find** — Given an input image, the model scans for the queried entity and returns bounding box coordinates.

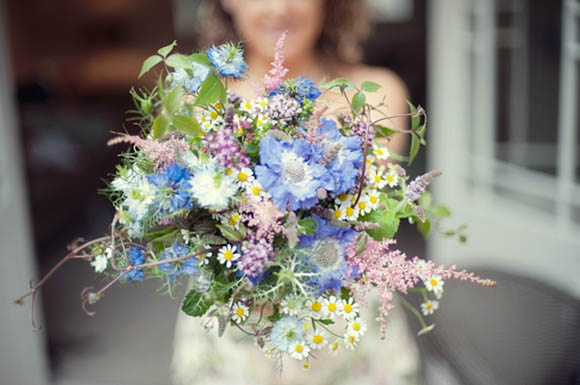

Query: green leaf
[340,286,352,301]
[165,53,190,69]
[245,142,260,157]
[406,100,420,130]
[195,74,226,106]
[158,40,177,58]
[416,124,426,138]
[352,92,366,114]
[361,81,382,92]
[297,218,318,236]
[355,233,368,256]
[408,134,420,165]
[139,55,163,78]
[320,77,356,91]
[459,234,468,243]
[375,124,398,138]
[318,319,335,326]
[418,191,432,208]
[417,218,431,238]
[360,209,400,241]
[431,204,451,218]
[388,151,409,162]
[143,227,178,242]
[189,53,212,67]
[215,224,243,242]
[181,289,212,317]
[173,115,203,137]
[164,86,183,115]
[151,114,170,139]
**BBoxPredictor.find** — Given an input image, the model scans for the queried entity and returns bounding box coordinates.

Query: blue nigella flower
[270,317,305,352]
[296,216,359,294]
[125,247,146,282]
[171,61,210,93]
[314,118,363,194]
[207,43,247,79]
[148,163,193,215]
[270,77,321,104]
[254,136,326,211]
[158,242,198,281]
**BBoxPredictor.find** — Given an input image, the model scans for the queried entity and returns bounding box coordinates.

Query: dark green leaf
[164,86,183,115]
[352,92,366,114]
[157,40,177,58]
[151,114,170,139]
[173,115,203,137]
[361,81,382,92]
[143,227,178,242]
[360,209,400,240]
[165,53,190,69]
[408,134,420,165]
[406,100,420,130]
[375,124,398,138]
[245,142,260,157]
[216,224,243,242]
[195,74,226,106]
[431,204,451,218]
[417,219,431,238]
[340,286,352,301]
[189,53,212,67]
[297,218,318,236]
[267,304,282,323]
[318,319,335,325]
[181,289,212,317]
[139,55,163,78]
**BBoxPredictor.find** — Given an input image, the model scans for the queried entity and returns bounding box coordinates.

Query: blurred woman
[171,1,419,384]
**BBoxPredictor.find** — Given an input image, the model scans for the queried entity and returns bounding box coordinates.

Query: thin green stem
[394,292,427,329]
[313,319,342,339]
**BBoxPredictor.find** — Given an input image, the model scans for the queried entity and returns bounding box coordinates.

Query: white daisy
[367,189,380,209]
[338,298,359,320]
[424,275,445,299]
[232,302,249,323]
[308,331,328,350]
[355,196,372,215]
[254,97,268,112]
[246,180,271,201]
[334,192,350,206]
[90,254,109,273]
[195,245,212,266]
[343,332,359,351]
[373,144,390,160]
[417,324,435,336]
[240,99,254,114]
[328,340,341,356]
[281,295,302,316]
[224,212,242,230]
[421,300,439,316]
[339,205,359,221]
[369,167,387,189]
[217,244,240,268]
[305,297,325,318]
[236,167,255,188]
[323,296,340,319]
[385,171,399,188]
[289,341,310,360]
[255,114,268,130]
[347,317,367,338]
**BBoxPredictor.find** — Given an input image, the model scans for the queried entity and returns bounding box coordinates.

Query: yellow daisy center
[337,193,348,201]
[228,218,237,226]
[377,149,383,155]
[387,175,395,182]
[344,304,353,313]
[214,102,222,110]
[353,323,361,331]
[236,308,245,317]
[430,279,438,287]
[328,303,337,312]
[332,342,339,351]
[333,209,342,219]
[349,335,356,344]
[225,168,233,175]
[358,201,366,210]
[313,335,323,344]
[238,172,248,182]
[295,345,303,353]
[237,128,243,135]
[311,302,322,312]
[375,175,382,183]
[210,111,218,120]
[224,251,234,261]
[252,186,261,195]
[245,102,252,110]
[426,303,433,310]
[370,196,377,203]
[346,207,355,217]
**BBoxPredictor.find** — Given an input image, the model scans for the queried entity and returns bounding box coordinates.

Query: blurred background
[1,0,579,384]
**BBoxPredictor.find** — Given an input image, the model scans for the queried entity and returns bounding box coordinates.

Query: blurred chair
[416,268,580,385]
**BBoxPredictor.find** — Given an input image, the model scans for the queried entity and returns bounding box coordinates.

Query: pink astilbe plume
[262,31,289,93]
[346,236,495,339]
[241,199,286,242]
[107,134,189,171]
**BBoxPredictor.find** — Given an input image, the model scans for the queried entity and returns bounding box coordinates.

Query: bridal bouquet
[16,34,494,369]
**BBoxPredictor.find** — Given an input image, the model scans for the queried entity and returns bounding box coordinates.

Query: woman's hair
[196,0,370,64]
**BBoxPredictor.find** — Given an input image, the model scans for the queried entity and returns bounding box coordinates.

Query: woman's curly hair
[196,0,370,64]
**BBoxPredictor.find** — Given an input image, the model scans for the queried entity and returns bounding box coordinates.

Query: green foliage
[267,304,282,323]
[194,74,227,106]
[354,232,368,256]
[164,86,183,115]
[182,289,212,317]
[320,77,356,91]
[352,92,366,114]
[375,124,398,138]
[216,224,243,242]
[173,115,203,137]
[360,209,400,241]
[360,81,382,92]
[297,218,318,236]
[139,55,163,78]
[165,53,190,69]
[151,115,170,139]
[157,40,177,58]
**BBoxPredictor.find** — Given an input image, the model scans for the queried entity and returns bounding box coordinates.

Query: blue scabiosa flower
[314,118,363,194]
[189,161,237,211]
[148,163,193,216]
[255,136,326,211]
[158,242,198,281]
[207,43,247,79]
[270,77,321,103]
[171,61,211,93]
[270,317,305,352]
[125,247,146,282]
[296,216,359,294]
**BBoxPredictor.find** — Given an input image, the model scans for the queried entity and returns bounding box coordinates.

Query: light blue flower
[207,43,247,79]
[125,247,146,282]
[158,242,198,281]
[314,118,363,194]
[171,61,210,93]
[148,163,193,215]
[255,136,326,211]
[270,317,305,352]
[296,216,359,294]
[270,76,321,103]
